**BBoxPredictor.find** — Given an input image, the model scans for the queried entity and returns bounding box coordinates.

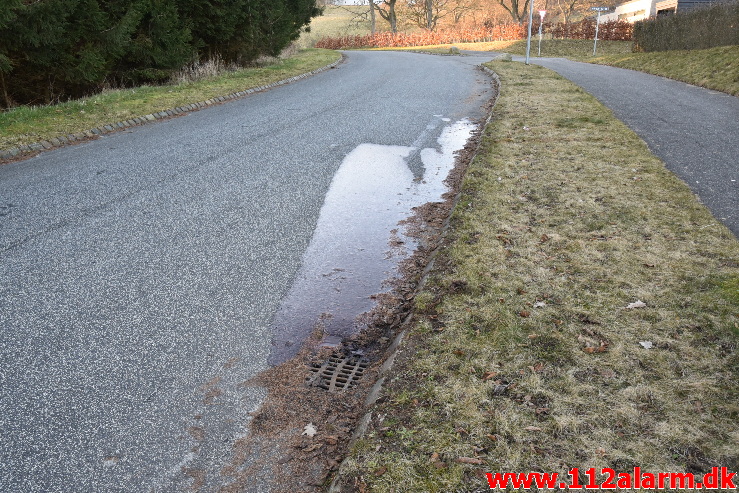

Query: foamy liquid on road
[268,117,475,364]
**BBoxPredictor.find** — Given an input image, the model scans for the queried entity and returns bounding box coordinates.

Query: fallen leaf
[528,362,544,373]
[302,423,317,437]
[520,310,531,318]
[453,349,466,356]
[456,457,484,465]
[429,452,440,462]
[374,466,387,476]
[533,301,547,308]
[524,426,542,432]
[639,341,653,349]
[625,300,647,309]
[527,333,539,339]
[482,371,498,381]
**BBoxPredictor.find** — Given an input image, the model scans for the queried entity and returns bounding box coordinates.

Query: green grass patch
[592,45,739,96]
[0,49,340,150]
[334,61,739,492]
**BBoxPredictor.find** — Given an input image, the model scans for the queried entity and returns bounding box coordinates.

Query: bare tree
[451,0,483,23]
[405,0,453,30]
[332,1,378,33]
[497,0,531,23]
[552,0,601,23]
[374,0,399,32]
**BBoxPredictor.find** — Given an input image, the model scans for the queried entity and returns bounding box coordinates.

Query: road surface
[0,51,494,492]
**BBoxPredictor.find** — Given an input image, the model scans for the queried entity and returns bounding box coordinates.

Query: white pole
[593,10,601,56]
[525,0,535,64]
[538,11,546,56]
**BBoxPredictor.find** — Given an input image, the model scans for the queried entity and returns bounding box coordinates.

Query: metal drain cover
[307,356,369,391]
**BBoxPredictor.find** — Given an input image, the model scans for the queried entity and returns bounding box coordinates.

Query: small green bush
[634,0,739,51]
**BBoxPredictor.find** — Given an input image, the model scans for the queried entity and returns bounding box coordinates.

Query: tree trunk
[369,0,376,34]
[0,71,10,109]
[388,0,397,32]
[426,0,433,29]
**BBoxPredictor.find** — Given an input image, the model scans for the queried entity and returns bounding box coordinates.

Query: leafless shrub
[169,55,238,85]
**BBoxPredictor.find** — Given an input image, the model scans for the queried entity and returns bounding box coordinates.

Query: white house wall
[600,0,658,22]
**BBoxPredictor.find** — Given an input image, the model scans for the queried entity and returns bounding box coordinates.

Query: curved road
[0,52,493,492]
[516,56,739,237]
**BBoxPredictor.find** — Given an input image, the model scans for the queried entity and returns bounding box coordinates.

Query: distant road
[520,57,739,237]
[0,51,493,492]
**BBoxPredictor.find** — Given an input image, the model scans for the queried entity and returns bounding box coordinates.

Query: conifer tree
[105,0,193,85]
[0,0,322,107]
[0,0,21,107]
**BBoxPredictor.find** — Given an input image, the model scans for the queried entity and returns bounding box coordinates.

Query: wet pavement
[0,51,494,492]
[268,118,476,365]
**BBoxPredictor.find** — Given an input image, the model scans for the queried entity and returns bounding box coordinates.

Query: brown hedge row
[315,19,633,50]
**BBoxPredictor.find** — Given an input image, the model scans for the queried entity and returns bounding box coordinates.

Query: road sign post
[525,0,536,64]
[590,6,610,56]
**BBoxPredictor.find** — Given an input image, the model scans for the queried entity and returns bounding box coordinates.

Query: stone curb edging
[327,62,502,492]
[0,54,345,162]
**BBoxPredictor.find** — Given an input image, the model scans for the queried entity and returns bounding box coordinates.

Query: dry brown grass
[591,45,739,96]
[334,61,739,492]
[297,5,373,49]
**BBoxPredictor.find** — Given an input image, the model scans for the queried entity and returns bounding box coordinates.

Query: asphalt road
[0,51,493,492]
[516,56,739,237]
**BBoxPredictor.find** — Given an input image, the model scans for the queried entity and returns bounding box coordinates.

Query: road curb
[327,62,503,493]
[0,54,345,163]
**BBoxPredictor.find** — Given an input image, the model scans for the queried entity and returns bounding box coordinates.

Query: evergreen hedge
[0,0,321,108]
[633,0,739,52]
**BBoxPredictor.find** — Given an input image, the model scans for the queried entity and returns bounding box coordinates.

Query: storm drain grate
[307,356,369,391]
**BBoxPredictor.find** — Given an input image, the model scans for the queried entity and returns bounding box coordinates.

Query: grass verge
[384,41,738,96]
[592,45,739,96]
[380,39,633,60]
[0,49,340,150]
[334,60,739,492]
